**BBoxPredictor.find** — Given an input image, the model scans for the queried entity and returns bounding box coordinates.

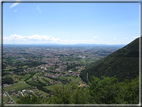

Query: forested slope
[80,38,140,82]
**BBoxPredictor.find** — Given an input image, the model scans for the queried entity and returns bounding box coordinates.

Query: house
[55,68,60,72]
[33,89,37,92]
[9,90,15,92]
[22,90,26,93]
[38,93,42,95]
[15,94,20,98]
[24,93,27,96]
[3,93,6,97]
[27,90,31,93]
[12,92,15,95]
[41,67,44,69]
[67,79,71,81]
[6,101,11,104]
[68,70,72,73]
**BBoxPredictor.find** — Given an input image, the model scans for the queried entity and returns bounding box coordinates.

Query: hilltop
[80,38,140,82]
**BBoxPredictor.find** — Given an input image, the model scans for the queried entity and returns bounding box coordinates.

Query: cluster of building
[49,81,61,84]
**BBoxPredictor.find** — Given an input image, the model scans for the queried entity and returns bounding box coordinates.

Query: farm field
[3,81,32,92]
[20,74,31,81]
[39,79,48,84]
[38,90,50,97]
[59,76,83,85]
[43,83,63,91]
[33,73,39,78]
[11,95,19,102]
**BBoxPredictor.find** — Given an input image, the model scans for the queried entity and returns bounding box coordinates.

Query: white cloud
[125,37,128,39]
[10,3,18,8]
[93,36,99,39]
[4,34,60,42]
[4,34,26,41]
[37,6,41,13]
[4,34,100,44]
[113,38,116,40]
[10,0,20,8]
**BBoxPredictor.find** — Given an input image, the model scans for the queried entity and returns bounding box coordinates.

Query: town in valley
[2,44,123,104]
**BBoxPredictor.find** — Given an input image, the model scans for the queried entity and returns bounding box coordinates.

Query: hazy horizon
[3,42,127,46]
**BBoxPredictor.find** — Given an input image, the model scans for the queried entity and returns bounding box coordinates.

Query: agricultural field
[39,78,48,84]
[38,90,50,97]
[43,83,62,91]
[59,76,83,85]
[3,81,32,92]
[20,74,31,81]
[11,95,19,102]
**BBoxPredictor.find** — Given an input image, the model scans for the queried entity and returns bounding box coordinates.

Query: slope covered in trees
[80,38,140,82]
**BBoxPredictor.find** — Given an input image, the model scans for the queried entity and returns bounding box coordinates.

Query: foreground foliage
[89,76,139,104]
[16,76,139,104]
[47,83,91,104]
[16,95,42,104]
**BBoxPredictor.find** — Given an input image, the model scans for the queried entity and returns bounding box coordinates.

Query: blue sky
[3,2,139,44]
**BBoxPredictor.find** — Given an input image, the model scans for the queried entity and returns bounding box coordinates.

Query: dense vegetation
[89,76,139,104]
[17,95,42,104]
[16,76,139,104]
[80,38,140,82]
[3,77,14,84]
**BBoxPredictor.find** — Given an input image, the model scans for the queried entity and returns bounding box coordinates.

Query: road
[20,92,24,96]
[87,72,91,83]
[3,90,16,104]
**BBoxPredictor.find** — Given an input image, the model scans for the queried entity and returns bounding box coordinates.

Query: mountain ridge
[80,38,140,82]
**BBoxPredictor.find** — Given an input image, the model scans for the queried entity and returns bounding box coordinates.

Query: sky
[3,2,140,45]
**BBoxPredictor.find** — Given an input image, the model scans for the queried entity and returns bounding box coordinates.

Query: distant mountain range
[80,38,140,82]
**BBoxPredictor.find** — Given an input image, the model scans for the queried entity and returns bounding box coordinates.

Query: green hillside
[80,38,140,82]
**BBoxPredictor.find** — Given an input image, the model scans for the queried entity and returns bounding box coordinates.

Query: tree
[89,76,119,104]
[89,76,139,104]
[47,83,91,104]
[3,77,14,84]
[17,95,42,104]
